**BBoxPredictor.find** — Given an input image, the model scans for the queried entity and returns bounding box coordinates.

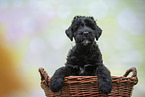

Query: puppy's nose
[83,32,89,36]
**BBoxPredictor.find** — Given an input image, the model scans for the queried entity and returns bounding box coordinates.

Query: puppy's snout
[83,32,89,36]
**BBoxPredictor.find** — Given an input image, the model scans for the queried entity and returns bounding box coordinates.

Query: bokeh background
[0,0,145,97]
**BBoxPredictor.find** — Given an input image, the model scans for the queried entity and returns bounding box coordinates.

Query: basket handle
[39,67,50,85]
[123,67,138,84]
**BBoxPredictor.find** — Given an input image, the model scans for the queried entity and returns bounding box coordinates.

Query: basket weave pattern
[39,67,138,97]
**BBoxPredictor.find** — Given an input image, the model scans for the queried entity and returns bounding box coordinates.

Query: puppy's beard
[82,39,91,46]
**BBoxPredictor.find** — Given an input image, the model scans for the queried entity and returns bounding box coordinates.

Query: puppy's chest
[76,54,95,65]
[75,54,97,75]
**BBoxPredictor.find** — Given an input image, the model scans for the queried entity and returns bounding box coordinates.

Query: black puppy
[50,16,112,94]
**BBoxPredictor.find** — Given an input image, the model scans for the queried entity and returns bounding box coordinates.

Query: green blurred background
[0,0,145,97]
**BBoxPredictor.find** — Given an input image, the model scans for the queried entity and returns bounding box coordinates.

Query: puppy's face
[65,16,102,46]
[73,19,96,46]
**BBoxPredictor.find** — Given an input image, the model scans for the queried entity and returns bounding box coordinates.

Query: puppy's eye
[89,32,92,34]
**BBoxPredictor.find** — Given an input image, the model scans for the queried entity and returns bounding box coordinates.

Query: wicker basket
[39,67,138,97]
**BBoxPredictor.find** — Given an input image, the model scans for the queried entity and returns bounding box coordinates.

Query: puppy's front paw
[98,79,112,94]
[50,78,64,92]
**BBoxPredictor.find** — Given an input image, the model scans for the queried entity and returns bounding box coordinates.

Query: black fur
[50,16,112,94]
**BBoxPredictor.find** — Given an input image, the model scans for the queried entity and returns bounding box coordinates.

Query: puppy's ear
[95,25,102,41]
[65,26,73,41]
[89,17,102,40]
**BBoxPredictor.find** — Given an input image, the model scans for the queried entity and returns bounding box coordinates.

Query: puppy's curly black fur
[50,16,112,94]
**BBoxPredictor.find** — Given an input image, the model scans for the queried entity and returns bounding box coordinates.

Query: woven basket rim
[39,67,138,97]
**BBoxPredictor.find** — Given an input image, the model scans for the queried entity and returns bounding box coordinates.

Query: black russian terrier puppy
[50,16,112,94]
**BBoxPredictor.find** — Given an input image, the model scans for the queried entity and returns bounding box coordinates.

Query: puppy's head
[65,16,102,46]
